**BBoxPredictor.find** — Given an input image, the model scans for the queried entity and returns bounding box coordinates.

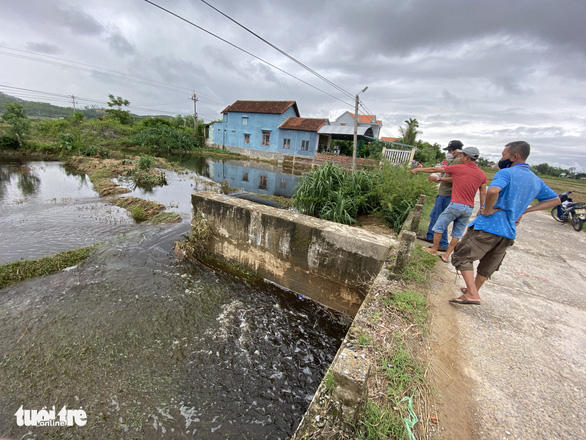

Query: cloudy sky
[1,0,585,169]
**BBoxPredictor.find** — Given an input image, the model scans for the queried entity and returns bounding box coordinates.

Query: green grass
[353,335,425,440]
[383,290,428,330]
[399,244,438,284]
[0,245,97,289]
[356,399,406,439]
[357,332,373,347]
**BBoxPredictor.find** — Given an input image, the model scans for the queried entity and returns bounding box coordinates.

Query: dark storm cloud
[107,32,136,57]
[3,0,104,36]
[147,55,211,86]
[25,42,60,55]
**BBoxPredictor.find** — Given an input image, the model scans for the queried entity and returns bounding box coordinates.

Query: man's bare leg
[440,237,460,262]
[423,232,443,255]
[453,269,482,302]
[461,273,488,294]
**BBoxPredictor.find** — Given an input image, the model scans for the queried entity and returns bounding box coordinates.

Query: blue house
[212,100,329,159]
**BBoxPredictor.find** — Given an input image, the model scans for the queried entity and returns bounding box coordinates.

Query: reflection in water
[0,159,136,264]
[165,154,300,198]
[16,165,41,195]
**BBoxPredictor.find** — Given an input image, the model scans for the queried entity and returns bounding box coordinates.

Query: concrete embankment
[191,191,394,316]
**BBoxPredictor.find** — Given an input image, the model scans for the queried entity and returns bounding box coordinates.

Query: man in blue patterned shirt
[449,141,560,305]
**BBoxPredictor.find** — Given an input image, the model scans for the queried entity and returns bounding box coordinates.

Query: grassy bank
[295,245,437,439]
[0,245,97,290]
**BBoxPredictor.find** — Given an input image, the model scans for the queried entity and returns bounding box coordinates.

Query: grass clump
[356,399,407,439]
[399,244,438,284]
[383,290,428,330]
[293,162,378,225]
[0,245,97,289]
[113,197,167,223]
[293,162,437,230]
[130,206,147,222]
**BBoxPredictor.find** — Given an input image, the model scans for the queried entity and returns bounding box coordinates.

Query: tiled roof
[381,137,400,142]
[279,117,328,132]
[221,100,299,116]
[349,113,381,124]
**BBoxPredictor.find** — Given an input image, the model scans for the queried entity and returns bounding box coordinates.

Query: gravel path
[429,210,586,440]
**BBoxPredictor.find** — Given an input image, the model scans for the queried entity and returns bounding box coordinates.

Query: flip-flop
[438,254,449,263]
[449,295,480,305]
[460,287,468,294]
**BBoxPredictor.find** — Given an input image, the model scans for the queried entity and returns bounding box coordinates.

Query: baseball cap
[443,140,463,151]
[461,146,479,160]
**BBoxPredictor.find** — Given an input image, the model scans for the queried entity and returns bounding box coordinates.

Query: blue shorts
[432,202,473,239]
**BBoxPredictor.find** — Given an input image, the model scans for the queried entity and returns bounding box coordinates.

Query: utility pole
[190,92,198,130]
[70,95,77,113]
[352,86,368,173]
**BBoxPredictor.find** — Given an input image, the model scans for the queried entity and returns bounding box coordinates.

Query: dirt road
[427,210,585,439]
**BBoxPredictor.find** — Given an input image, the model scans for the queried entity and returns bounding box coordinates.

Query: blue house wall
[278,129,318,157]
[213,107,298,152]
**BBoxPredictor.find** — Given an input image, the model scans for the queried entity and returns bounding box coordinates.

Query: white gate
[382,147,415,165]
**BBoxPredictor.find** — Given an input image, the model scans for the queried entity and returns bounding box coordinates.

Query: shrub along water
[293,162,379,225]
[293,162,436,231]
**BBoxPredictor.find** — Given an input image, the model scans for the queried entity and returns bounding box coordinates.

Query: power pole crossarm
[191,92,199,129]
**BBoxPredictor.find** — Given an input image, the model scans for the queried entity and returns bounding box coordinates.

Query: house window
[244,134,250,144]
[242,116,248,126]
[280,178,287,189]
[259,175,267,190]
[301,140,309,151]
[242,172,248,182]
[283,138,291,149]
[261,131,270,147]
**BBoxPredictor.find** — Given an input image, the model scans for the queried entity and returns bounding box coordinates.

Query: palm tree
[399,118,420,146]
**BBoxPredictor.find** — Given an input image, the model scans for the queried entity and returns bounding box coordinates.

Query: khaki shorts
[451,227,514,277]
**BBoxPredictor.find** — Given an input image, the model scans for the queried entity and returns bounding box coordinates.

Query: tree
[0,102,30,148]
[477,156,492,168]
[399,118,421,146]
[413,140,442,165]
[105,94,132,125]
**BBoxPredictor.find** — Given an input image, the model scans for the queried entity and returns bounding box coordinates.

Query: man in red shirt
[409,147,487,261]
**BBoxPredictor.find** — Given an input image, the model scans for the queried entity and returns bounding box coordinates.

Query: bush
[35,119,70,138]
[132,126,198,153]
[139,117,172,129]
[0,135,19,149]
[80,145,97,157]
[293,162,379,225]
[131,206,147,222]
[375,162,437,232]
[138,155,155,171]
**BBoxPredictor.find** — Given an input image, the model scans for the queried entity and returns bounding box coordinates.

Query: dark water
[0,158,348,439]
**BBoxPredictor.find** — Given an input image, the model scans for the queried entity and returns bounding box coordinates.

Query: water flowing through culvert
[0,158,349,439]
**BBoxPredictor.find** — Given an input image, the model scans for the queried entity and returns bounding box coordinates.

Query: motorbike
[551,190,586,232]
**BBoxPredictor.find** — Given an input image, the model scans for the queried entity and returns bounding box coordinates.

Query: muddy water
[0,159,135,264]
[0,159,349,439]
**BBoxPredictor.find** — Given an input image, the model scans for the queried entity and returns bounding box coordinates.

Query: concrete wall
[192,192,393,316]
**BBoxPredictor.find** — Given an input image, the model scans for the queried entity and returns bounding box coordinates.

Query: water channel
[0,156,349,439]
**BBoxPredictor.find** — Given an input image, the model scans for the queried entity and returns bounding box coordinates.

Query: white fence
[382,147,415,165]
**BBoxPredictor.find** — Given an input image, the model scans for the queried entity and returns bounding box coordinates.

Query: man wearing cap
[409,146,487,261]
[449,141,560,305]
[419,140,464,251]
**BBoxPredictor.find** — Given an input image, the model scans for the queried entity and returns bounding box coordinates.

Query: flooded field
[0,158,348,439]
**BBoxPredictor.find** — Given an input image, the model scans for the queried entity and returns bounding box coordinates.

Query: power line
[143,0,354,108]
[198,0,354,100]
[0,84,190,116]
[0,45,226,106]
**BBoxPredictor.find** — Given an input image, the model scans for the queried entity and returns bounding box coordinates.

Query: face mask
[498,158,513,169]
[446,153,454,160]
